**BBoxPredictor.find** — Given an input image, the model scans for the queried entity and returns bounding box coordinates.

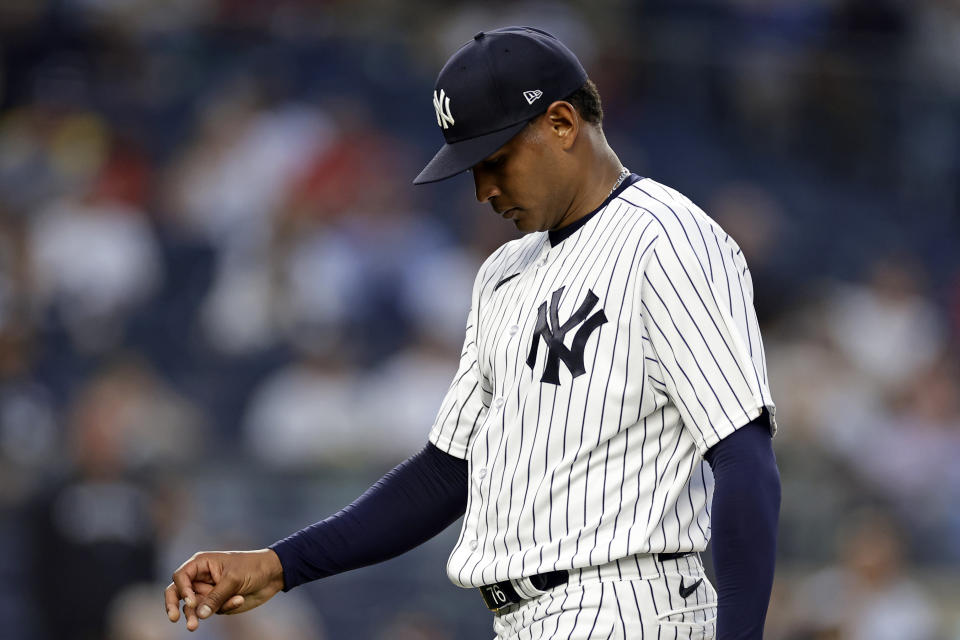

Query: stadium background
[1,1,958,638]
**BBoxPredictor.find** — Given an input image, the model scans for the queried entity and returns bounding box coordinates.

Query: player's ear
[544,101,579,151]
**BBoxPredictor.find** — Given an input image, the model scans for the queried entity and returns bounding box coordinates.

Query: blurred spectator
[434,1,597,70]
[211,587,327,640]
[92,356,209,471]
[197,255,279,356]
[165,91,334,254]
[357,230,482,459]
[268,119,449,362]
[358,334,460,462]
[902,0,960,207]
[166,93,334,356]
[0,328,58,506]
[278,99,406,225]
[397,243,481,351]
[846,359,960,560]
[767,328,884,459]
[786,510,940,640]
[911,0,960,99]
[22,356,206,639]
[0,212,57,502]
[821,259,946,393]
[190,97,435,360]
[723,0,832,151]
[27,157,163,352]
[707,181,793,323]
[374,611,453,640]
[106,579,327,640]
[0,108,106,215]
[242,352,365,470]
[106,583,190,640]
[268,222,368,358]
[0,215,28,332]
[26,364,160,640]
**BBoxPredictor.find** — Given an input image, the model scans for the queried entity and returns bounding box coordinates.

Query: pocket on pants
[658,603,717,639]
[655,568,717,638]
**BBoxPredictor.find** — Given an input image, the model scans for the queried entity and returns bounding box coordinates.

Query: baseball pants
[491,554,717,640]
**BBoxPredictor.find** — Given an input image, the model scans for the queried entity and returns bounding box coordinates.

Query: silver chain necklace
[608,166,630,198]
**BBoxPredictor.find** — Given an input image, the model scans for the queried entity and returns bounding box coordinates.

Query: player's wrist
[258,548,286,592]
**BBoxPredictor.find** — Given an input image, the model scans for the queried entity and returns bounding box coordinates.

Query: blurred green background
[1,0,958,638]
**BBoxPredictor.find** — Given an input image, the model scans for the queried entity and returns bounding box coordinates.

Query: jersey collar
[547,173,642,247]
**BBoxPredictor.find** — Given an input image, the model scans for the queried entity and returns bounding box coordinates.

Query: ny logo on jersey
[433,89,455,129]
[526,287,607,385]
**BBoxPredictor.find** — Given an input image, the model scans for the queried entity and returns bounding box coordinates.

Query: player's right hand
[164,549,285,632]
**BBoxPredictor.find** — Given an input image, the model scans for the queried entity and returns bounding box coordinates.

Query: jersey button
[478,468,487,479]
[469,540,479,551]
[494,397,505,409]
[509,324,519,335]
[536,259,547,268]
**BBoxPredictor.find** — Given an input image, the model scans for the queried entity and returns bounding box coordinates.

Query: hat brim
[413,120,530,185]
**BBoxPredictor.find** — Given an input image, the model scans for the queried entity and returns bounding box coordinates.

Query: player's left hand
[164,549,284,631]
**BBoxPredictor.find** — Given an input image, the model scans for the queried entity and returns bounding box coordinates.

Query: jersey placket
[465,240,554,580]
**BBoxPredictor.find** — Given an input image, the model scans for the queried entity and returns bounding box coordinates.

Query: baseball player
[165,27,780,639]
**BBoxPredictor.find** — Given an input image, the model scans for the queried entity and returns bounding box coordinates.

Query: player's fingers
[182,580,219,631]
[183,601,199,632]
[219,595,246,614]
[192,581,215,595]
[164,583,181,622]
[172,564,199,609]
[193,580,239,613]
[196,576,240,619]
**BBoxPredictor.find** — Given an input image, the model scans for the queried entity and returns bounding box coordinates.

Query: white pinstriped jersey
[429,176,776,589]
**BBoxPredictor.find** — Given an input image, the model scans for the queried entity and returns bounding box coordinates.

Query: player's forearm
[705,414,781,640]
[269,442,468,590]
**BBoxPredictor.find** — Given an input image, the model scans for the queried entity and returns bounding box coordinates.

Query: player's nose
[473,168,501,203]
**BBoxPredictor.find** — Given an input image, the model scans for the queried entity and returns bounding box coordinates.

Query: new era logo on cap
[523,90,543,105]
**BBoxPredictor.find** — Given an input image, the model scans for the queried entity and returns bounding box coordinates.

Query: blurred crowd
[1,1,958,639]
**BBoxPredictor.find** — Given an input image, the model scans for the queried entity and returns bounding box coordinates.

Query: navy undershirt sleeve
[704,412,780,640]
[269,443,468,591]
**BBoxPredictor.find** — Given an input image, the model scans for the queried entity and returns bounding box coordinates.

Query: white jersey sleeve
[428,255,495,459]
[637,183,776,455]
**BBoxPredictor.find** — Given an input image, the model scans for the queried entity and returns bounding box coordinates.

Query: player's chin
[511,213,540,233]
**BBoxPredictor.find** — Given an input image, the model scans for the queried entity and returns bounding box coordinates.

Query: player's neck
[553,139,623,231]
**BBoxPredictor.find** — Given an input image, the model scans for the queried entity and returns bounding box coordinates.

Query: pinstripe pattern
[429,177,776,592]
[491,555,717,639]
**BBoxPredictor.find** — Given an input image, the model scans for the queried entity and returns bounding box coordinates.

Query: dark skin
[164,102,624,633]
[472,100,624,234]
[166,549,283,631]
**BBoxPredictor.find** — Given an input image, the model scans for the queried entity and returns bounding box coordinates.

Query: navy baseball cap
[413,26,588,185]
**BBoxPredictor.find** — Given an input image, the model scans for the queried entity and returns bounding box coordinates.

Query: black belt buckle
[480,581,521,612]
[479,570,569,612]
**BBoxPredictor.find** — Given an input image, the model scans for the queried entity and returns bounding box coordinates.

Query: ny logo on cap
[433,89,455,129]
[523,90,543,105]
